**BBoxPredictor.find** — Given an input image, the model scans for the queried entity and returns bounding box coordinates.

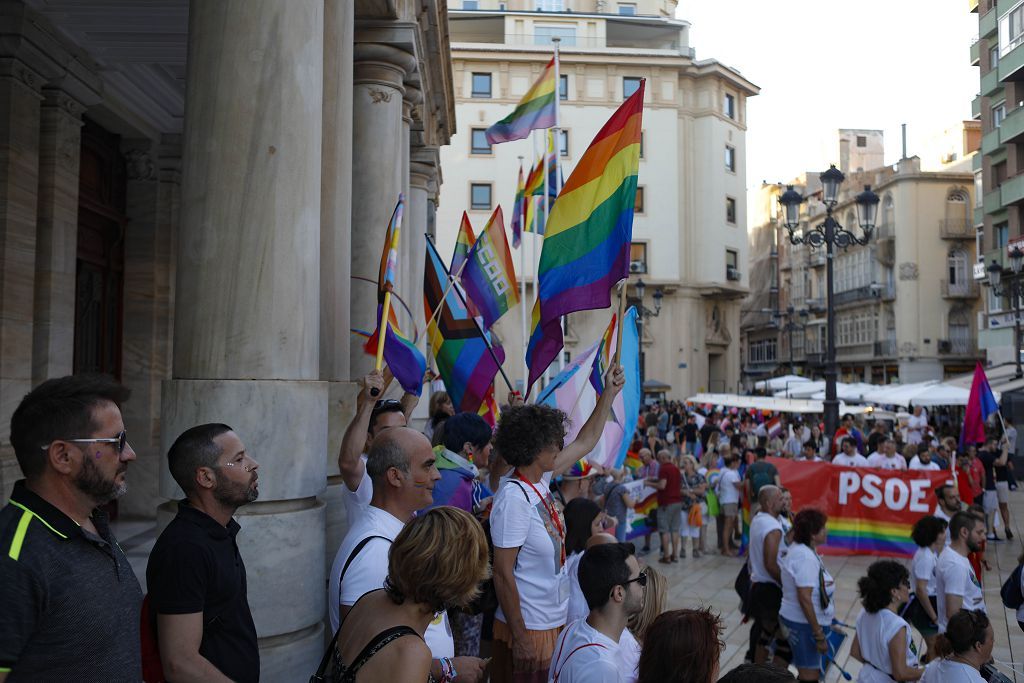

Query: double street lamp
[987,247,1024,379]
[779,166,880,442]
[634,278,663,385]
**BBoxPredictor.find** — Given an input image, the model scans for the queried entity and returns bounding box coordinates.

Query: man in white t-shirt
[549,543,644,682]
[831,437,868,467]
[747,485,785,665]
[794,441,823,462]
[337,370,417,523]
[935,511,987,633]
[909,446,941,471]
[329,427,486,682]
[866,438,907,470]
[934,484,960,546]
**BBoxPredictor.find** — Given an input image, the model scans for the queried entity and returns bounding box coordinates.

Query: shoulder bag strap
[347,625,421,679]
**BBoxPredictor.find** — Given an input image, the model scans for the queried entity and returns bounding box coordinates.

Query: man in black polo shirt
[147,423,260,682]
[0,374,142,681]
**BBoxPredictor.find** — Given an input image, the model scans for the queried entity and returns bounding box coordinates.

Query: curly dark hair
[492,404,567,468]
[911,515,948,548]
[857,560,909,613]
[792,508,827,546]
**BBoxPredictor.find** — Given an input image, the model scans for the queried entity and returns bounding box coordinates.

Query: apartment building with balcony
[741,131,984,388]
[438,0,758,397]
[972,0,1024,364]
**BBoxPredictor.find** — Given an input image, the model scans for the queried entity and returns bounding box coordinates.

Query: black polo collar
[176,499,240,540]
[9,479,89,540]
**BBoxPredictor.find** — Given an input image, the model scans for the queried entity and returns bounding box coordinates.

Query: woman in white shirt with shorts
[850,560,922,681]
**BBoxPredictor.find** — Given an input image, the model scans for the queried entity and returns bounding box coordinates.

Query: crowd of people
[0,371,1021,682]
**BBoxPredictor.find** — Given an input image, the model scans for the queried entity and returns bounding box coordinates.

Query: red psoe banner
[770,458,954,558]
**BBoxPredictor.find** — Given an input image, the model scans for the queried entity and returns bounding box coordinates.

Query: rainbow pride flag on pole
[590,313,616,394]
[461,206,520,329]
[451,212,476,275]
[485,56,557,145]
[511,163,526,248]
[536,80,644,330]
[424,239,506,413]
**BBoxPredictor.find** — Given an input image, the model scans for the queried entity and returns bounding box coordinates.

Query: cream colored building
[439,0,758,399]
[742,128,984,387]
[0,1,452,678]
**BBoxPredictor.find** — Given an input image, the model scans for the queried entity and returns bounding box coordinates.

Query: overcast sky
[675,1,980,224]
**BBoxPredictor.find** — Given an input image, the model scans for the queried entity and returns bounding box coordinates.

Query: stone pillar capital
[41,88,86,120]
[353,43,416,92]
[0,57,45,98]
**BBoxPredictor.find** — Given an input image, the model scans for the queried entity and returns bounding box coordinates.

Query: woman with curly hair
[637,607,724,683]
[850,560,923,681]
[331,506,490,682]
[489,366,624,682]
[904,515,947,661]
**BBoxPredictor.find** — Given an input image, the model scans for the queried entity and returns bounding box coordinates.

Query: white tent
[862,381,1000,407]
[754,375,811,393]
[686,393,873,415]
[807,382,880,403]
[773,381,825,398]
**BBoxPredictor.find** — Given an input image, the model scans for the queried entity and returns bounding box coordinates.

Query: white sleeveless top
[854,609,917,682]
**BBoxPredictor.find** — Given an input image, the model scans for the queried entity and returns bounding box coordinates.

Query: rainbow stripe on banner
[485,57,557,145]
[626,490,658,541]
[536,81,644,329]
[824,517,916,557]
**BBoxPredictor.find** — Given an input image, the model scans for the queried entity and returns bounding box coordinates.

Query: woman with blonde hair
[679,455,707,558]
[328,506,490,682]
[618,567,667,683]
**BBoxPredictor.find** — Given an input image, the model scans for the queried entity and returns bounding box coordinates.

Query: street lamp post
[779,167,879,443]
[987,247,1024,379]
[634,278,663,386]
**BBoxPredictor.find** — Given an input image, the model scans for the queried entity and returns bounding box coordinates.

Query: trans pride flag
[424,239,505,413]
[485,57,557,145]
[536,81,644,334]
[960,361,1000,448]
[461,206,520,329]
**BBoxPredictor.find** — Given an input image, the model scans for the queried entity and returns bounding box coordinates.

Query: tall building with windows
[741,129,983,387]
[972,0,1024,364]
[438,0,758,398]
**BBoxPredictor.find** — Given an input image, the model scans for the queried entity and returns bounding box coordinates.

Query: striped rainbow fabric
[511,163,525,248]
[589,313,616,394]
[451,212,476,275]
[536,81,644,328]
[378,195,404,295]
[525,298,563,393]
[823,517,916,558]
[524,156,546,235]
[461,206,520,329]
[485,57,557,144]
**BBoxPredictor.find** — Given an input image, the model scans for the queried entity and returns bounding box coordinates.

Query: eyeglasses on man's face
[42,430,128,454]
[623,568,648,589]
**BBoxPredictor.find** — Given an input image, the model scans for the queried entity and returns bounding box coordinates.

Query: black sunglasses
[374,399,403,410]
[623,569,648,588]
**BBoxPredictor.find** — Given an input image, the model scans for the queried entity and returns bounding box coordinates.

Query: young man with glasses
[146,424,261,682]
[549,542,646,682]
[1,374,141,681]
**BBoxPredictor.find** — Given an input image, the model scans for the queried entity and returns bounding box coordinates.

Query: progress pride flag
[771,458,952,558]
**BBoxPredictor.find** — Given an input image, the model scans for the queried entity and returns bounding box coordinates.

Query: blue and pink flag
[960,362,999,448]
[461,206,520,329]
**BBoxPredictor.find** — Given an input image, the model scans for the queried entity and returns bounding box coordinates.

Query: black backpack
[462,480,530,616]
[1001,563,1024,610]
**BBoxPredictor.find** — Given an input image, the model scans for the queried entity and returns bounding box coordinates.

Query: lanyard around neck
[516,471,565,562]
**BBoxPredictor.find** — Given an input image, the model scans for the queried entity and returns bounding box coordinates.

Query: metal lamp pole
[779,167,879,443]
[988,247,1024,379]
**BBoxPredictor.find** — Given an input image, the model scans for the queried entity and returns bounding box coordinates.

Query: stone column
[161,2,326,679]
[32,89,83,387]
[320,0,359,574]
[349,43,416,377]
[120,137,180,520]
[0,58,43,496]
[398,87,416,306]
[407,147,435,426]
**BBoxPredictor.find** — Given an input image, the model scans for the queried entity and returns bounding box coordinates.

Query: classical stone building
[741,127,984,388]
[0,0,453,678]
[437,0,758,399]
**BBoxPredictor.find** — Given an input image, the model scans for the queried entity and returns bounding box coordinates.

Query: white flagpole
[552,37,565,373]
[519,154,527,394]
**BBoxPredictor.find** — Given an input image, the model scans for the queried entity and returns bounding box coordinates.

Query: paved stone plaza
[650,492,1024,682]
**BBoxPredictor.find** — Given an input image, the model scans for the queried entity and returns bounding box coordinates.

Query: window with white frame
[618,2,637,14]
[623,77,642,99]
[977,227,985,263]
[994,102,1006,129]
[948,249,969,291]
[748,338,777,364]
[837,311,878,347]
[834,248,873,293]
[974,171,983,208]
[1000,2,1024,56]
[724,93,736,119]
[536,0,564,10]
[725,145,736,172]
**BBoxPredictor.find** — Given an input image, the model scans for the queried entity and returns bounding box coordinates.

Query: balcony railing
[941,279,980,298]
[833,283,894,306]
[874,339,898,356]
[939,218,975,239]
[939,337,976,355]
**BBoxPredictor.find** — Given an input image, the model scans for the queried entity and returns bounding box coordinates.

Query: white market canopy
[861,380,1001,408]
[754,375,812,393]
[807,382,881,403]
[686,393,873,415]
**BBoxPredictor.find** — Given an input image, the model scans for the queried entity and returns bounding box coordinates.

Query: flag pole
[613,282,627,366]
[430,237,516,395]
[552,37,565,373]
[519,154,528,393]
[372,197,405,395]
[418,254,471,338]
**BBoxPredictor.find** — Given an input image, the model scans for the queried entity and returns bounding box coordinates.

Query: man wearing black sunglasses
[1,374,142,681]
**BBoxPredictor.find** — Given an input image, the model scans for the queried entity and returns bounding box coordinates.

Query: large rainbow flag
[461,206,520,329]
[424,239,505,413]
[525,298,563,393]
[485,57,557,145]
[536,81,644,331]
[511,163,526,248]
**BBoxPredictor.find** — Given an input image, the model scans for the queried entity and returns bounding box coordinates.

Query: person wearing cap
[1,375,141,680]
